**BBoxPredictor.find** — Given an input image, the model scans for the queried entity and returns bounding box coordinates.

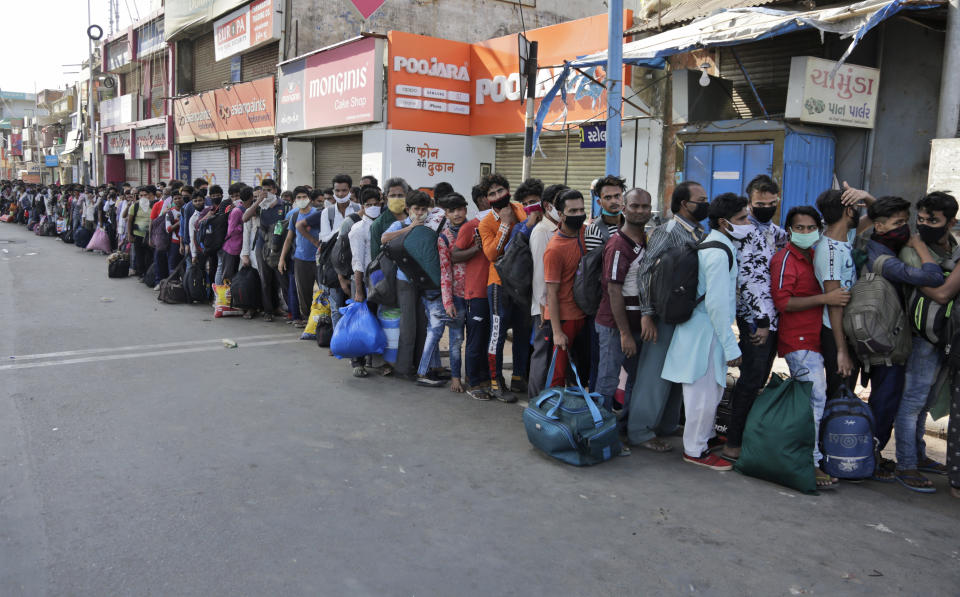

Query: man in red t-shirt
[541,189,588,388]
[770,205,850,489]
[453,185,493,400]
[595,188,651,417]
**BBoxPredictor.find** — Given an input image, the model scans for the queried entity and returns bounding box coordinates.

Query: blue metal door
[683,141,774,200]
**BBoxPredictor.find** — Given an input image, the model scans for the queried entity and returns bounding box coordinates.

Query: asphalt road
[2,223,959,597]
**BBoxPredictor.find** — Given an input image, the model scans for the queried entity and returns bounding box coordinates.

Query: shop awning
[61,129,82,155]
[533,0,943,146]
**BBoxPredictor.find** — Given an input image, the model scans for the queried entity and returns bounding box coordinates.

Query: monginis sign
[174,76,275,143]
[785,56,880,129]
[276,36,383,134]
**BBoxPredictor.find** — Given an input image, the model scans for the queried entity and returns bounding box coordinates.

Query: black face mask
[917,224,948,245]
[752,205,777,224]
[871,223,910,252]
[490,196,511,210]
[686,200,709,222]
[564,214,586,231]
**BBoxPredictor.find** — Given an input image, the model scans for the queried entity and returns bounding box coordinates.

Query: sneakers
[417,372,445,387]
[683,451,733,471]
[352,366,368,378]
[487,378,517,402]
[509,376,527,394]
[466,387,491,401]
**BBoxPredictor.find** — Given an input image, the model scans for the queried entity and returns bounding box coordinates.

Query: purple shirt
[222,204,245,256]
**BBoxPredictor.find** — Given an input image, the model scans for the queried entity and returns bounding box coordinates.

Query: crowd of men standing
[2,170,959,497]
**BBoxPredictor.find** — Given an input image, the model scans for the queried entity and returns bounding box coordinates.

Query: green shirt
[368,209,398,261]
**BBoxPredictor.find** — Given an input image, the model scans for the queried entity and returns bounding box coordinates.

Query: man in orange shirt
[542,189,587,388]
[478,173,529,401]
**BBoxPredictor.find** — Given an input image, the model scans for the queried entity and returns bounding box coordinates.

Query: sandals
[638,438,673,453]
[918,457,948,476]
[815,468,838,490]
[895,471,936,494]
[353,366,369,378]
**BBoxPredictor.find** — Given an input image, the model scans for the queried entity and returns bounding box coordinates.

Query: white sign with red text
[213,0,281,62]
[785,56,880,129]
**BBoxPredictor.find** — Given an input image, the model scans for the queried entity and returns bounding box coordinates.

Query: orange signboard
[385,12,631,137]
[174,76,275,143]
[387,32,472,136]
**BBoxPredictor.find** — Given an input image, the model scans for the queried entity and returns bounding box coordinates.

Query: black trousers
[132,235,151,276]
[255,244,284,314]
[726,318,778,448]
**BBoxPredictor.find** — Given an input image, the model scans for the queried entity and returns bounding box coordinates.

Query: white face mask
[546,204,560,221]
[726,222,753,240]
[293,199,310,210]
[365,205,381,219]
[335,195,350,205]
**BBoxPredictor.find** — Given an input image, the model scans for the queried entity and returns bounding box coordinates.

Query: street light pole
[605,0,623,177]
[87,0,96,185]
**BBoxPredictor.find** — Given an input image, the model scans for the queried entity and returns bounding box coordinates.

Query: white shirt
[319,203,360,243]
[349,216,374,274]
[241,213,259,260]
[528,216,558,316]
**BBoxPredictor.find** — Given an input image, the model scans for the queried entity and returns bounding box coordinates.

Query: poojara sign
[785,56,880,129]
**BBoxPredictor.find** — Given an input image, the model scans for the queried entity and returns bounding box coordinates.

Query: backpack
[316,234,342,289]
[230,266,263,310]
[383,223,443,290]
[198,204,230,256]
[842,255,912,370]
[260,205,290,270]
[185,264,208,303]
[365,251,399,307]
[107,251,130,278]
[158,262,188,304]
[74,225,93,248]
[495,231,533,305]
[572,221,617,315]
[819,386,877,479]
[651,239,733,324]
[143,263,157,288]
[331,213,362,277]
[150,208,170,251]
[906,247,958,346]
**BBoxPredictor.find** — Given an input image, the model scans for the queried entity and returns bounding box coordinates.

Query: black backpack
[573,245,604,316]
[143,263,157,288]
[185,264,208,303]
[495,232,533,305]
[365,251,399,307]
[331,213,362,277]
[158,262,188,304]
[230,266,263,310]
[651,239,733,324]
[198,204,230,256]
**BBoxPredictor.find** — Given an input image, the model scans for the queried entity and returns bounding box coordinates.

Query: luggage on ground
[230,266,262,311]
[107,251,130,278]
[651,239,733,324]
[734,375,817,494]
[213,282,242,317]
[74,225,92,248]
[185,265,208,303]
[522,349,620,466]
[143,263,157,288]
[819,385,877,479]
[330,300,387,359]
[85,226,112,253]
[158,262,189,304]
[302,289,332,341]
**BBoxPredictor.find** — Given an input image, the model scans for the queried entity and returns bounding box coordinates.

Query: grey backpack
[842,255,912,370]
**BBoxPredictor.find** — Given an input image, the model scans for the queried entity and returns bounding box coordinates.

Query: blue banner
[579,122,606,149]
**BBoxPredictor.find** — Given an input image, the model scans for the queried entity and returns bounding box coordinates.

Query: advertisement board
[137,19,165,56]
[101,94,139,129]
[173,76,275,143]
[44,155,59,167]
[384,130,495,201]
[134,125,169,159]
[276,37,383,134]
[9,133,22,156]
[105,131,132,158]
[785,56,880,129]
[165,0,246,40]
[213,0,280,62]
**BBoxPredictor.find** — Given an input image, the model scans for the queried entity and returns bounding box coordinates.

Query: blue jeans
[327,285,346,330]
[784,349,828,465]
[448,297,467,380]
[168,244,183,273]
[465,297,491,387]
[486,283,530,382]
[594,322,642,412]
[867,364,905,451]
[417,293,455,376]
[896,335,942,471]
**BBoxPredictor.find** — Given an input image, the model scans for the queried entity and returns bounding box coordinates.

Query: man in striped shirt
[626,181,707,453]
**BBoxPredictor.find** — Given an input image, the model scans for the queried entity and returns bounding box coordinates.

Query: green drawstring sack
[734,374,817,495]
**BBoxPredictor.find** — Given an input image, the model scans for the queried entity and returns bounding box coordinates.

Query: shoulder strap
[326,206,335,228]
[872,254,893,276]
[698,240,734,270]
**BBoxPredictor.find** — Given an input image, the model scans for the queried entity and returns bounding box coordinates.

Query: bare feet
[450,377,464,393]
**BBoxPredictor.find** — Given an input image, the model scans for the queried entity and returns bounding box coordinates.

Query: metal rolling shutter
[494,134,606,199]
[190,146,230,189]
[240,141,276,186]
[313,134,362,189]
[240,42,280,81]
[192,33,231,93]
[125,159,146,186]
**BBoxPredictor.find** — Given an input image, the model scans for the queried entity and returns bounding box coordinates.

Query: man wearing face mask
[542,190,589,388]
[627,181,707,453]
[478,173,530,401]
[243,179,287,321]
[279,186,319,326]
[890,191,958,492]
[662,193,746,471]
[722,175,789,461]
[370,177,410,260]
[860,196,944,476]
[771,206,851,488]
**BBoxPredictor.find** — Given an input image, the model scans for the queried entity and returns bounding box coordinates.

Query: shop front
[133,123,173,185]
[173,75,276,188]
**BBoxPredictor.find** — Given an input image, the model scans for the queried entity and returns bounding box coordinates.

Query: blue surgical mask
[791,230,820,250]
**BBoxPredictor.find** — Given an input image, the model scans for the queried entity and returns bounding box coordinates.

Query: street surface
[2,223,959,596]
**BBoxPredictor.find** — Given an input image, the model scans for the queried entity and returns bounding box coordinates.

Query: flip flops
[895,472,936,494]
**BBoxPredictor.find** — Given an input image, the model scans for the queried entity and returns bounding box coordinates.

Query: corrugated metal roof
[627,0,782,33]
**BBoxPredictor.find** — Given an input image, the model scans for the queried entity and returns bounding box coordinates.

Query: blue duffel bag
[522,350,620,466]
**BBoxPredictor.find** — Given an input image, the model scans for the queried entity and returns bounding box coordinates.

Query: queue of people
[3,171,959,497]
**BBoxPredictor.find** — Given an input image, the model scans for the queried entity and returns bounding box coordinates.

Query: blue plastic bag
[330,300,387,359]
